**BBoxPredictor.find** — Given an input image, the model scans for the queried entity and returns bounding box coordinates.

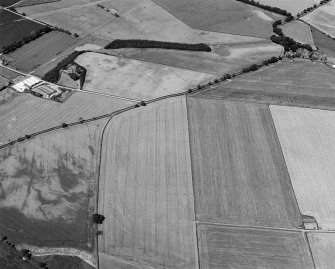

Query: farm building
[12,76,41,92]
[31,83,61,98]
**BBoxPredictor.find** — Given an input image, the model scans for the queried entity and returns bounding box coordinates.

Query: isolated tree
[140,101,146,106]
[39,262,47,268]
[21,249,32,261]
[92,213,105,224]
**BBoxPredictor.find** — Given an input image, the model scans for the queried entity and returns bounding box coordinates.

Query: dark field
[0,241,36,269]
[0,0,21,7]
[36,255,94,269]
[311,25,335,57]
[187,98,302,227]
[8,31,79,73]
[0,66,21,80]
[198,225,314,269]
[0,9,45,49]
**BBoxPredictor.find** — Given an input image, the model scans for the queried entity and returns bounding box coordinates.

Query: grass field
[0,76,10,89]
[311,26,335,57]
[0,89,132,145]
[198,225,314,269]
[75,52,214,100]
[307,232,335,269]
[187,98,302,227]
[303,1,335,38]
[195,61,335,101]
[0,9,45,49]
[271,105,335,230]
[0,66,21,80]
[257,0,318,15]
[17,0,269,44]
[152,0,281,38]
[8,31,79,73]
[0,121,105,249]
[116,42,283,75]
[98,97,197,269]
[281,21,316,49]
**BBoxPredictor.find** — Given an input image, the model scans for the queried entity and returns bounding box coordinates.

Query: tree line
[235,0,292,16]
[1,26,51,54]
[297,0,331,18]
[43,51,86,84]
[105,39,212,52]
[271,20,313,52]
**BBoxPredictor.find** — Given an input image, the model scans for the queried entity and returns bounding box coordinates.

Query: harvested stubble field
[270,105,335,230]
[0,121,104,249]
[115,42,283,75]
[75,52,215,100]
[8,31,79,73]
[280,21,316,49]
[99,253,151,269]
[198,225,314,269]
[17,0,269,44]
[257,0,317,15]
[195,61,335,102]
[0,9,45,49]
[307,232,335,269]
[152,0,281,38]
[303,1,335,38]
[98,97,197,269]
[310,26,335,57]
[0,89,132,145]
[187,98,301,228]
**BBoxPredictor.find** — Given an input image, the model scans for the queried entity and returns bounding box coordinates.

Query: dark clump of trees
[92,213,105,224]
[235,0,291,16]
[43,51,84,83]
[271,35,313,52]
[105,39,211,52]
[1,27,52,54]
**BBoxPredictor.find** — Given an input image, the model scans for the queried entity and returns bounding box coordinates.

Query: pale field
[117,43,283,75]
[307,232,335,269]
[57,72,78,88]
[152,0,281,38]
[270,105,335,230]
[257,0,320,15]
[18,0,269,44]
[187,98,302,228]
[75,52,215,101]
[281,21,316,49]
[13,0,60,7]
[303,1,335,38]
[198,225,314,269]
[98,97,197,269]
[0,89,132,145]
[0,121,104,248]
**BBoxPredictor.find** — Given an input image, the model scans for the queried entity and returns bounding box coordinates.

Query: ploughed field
[0,0,21,7]
[8,31,79,73]
[186,97,302,228]
[98,97,196,269]
[198,225,314,269]
[0,9,45,49]
[0,122,104,249]
[271,105,335,230]
[311,26,335,57]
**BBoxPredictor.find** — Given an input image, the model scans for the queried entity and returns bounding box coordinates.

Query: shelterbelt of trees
[104,39,212,52]
[271,20,313,52]
[235,0,292,16]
